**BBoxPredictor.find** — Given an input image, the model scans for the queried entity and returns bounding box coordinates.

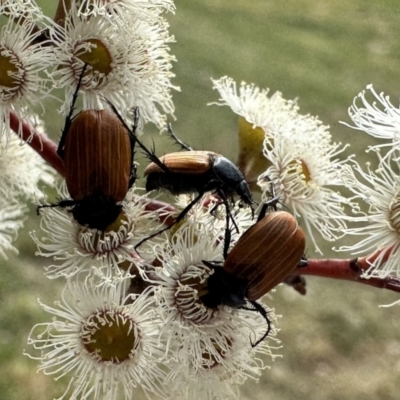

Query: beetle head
[68,194,123,231]
[200,261,248,308]
[235,180,254,206]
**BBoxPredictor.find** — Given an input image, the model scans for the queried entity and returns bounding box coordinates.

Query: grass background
[2,0,400,399]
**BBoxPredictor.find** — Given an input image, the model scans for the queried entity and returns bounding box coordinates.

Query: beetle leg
[216,188,240,234]
[127,107,138,188]
[134,191,205,252]
[223,226,233,260]
[166,123,193,151]
[240,300,272,347]
[105,99,170,173]
[57,63,89,159]
[257,178,281,221]
[36,199,77,215]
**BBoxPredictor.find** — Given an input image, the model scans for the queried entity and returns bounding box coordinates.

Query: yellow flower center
[105,211,128,233]
[75,39,112,85]
[83,311,138,363]
[287,158,312,183]
[0,47,21,90]
[79,211,128,244]
[237,117,271,183]
[201,337,232,369]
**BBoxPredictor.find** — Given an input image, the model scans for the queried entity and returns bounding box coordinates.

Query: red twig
[143,197,175,225]
[9,111,65,176]
[292,250,400,294]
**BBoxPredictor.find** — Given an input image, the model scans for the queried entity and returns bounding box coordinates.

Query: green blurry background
[2,0,400,399]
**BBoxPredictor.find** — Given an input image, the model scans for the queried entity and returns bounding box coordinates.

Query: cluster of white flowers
[0,2,281,400]
[336,86,400,279]
[3,0,400,399]
[211,77,354,254]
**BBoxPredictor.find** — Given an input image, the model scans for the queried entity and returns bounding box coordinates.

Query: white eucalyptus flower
[0,196,26,259]
[211,77,351,253]
[0,117,55,200]
[211,76,299,131]
[76,0,175,23]
[31,188,168,279]
[258,126,351,253]
[172,194,254,242]
[26,276,167,400]
[337,149,400,278]
[344,84,400,152]
[51,3,177,127]
[0,0,55,141]
[166,315,281,400]
[145,223,278,375]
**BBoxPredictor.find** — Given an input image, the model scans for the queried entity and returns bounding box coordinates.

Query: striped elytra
[144,151,215,176]
[225,211,306,301]
[64,110,131,202]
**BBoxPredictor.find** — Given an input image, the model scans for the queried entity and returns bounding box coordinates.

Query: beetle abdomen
[64,110,131,202]
[225,211,306,301]
[146,171,219,194]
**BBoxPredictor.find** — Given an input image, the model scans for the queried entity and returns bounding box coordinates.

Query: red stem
[9,111,65,176]
[292,251,400,294]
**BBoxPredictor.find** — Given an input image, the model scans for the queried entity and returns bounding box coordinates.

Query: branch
[9,111,65,176]
[292,249,400,294]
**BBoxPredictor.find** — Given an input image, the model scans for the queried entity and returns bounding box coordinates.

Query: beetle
[200,193,306,347]
[37,65,137,231]
[119,123,255,249]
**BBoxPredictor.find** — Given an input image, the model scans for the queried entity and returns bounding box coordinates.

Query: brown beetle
[38,66,137,231]
[144,150,253,205]
[201,198,306,347]
[118,125,255,250]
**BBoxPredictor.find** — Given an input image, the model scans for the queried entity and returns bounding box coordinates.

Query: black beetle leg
[257,178,281,221]
[58,63,89,159]
[127,107,138,188]
[36,199,77,215]
[216,188,239,235]
[297,253,308,267]
[223,226,233,260]
[240,300,272,347]
[134,191,205,251]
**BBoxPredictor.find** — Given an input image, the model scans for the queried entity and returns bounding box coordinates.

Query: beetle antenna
[57,62,89,158]
[240,300,272,347]
[166,123,193,151]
